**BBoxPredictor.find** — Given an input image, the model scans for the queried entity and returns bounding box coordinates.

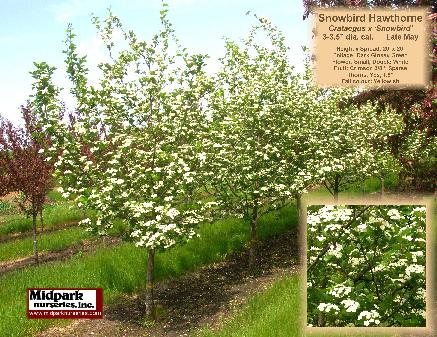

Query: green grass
[308,173,399,200]
[196,275,303,337]
[349,173,399,194]
[195,274,400,337]
[46,189,65,203]
[307,330,412,337]
[0,205,296,337]
[0,200,14,214]
[0,203,86,237]
[0,227,93,263]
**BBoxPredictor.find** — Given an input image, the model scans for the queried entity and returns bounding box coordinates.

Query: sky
[0,0,311,124]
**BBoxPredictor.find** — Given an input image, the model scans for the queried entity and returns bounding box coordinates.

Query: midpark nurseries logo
[27,288,103,319]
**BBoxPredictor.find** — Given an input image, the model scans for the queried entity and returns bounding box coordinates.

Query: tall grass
[46,189,65,203]
[196,275,303,337]
[0,203,86,237]
[0,200,14,214]
[0,227,93,263]
[195,274,395,337]
[308,174,399,200]
[0,205,297,337]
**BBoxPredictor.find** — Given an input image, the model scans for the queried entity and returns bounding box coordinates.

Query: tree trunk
[145,248,155,319]
[434,179,437,199]
[40,209,44,232]
[318,310,326,327]
[296,193,303,226]
[333,176,339,203]
[380,176,385,198]
[248,206,258,268]
[318,278,327,326]
[295,193,303,265]
[32,206,39,264]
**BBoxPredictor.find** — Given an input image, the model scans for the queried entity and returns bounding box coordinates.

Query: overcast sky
[0,0,310,124]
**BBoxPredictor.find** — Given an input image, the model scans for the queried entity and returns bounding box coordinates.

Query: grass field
[195,272,395,337]
[196,275,303,337]
[0,203,85,237]
[0,189,93,238]
[194,177,434,337]
[307,174,400,200]
[0,205,297,337]
[2,175,429,337]
[0,227,93,263]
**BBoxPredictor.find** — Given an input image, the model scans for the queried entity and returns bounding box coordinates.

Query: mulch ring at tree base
[39,228,299,337]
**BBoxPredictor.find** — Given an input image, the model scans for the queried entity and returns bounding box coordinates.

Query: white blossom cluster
[329,284,352,298]
[358,309,380,326]
[341,299,360,313]
[317,303,340,313]
[307,205,426,327]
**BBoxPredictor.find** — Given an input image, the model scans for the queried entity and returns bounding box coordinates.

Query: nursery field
[0,1,435,336]
[0,192,300,337]
[1,179,434,337]
[0,192,84,238]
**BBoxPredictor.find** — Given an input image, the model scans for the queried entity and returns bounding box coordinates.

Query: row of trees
[0,4,413,317]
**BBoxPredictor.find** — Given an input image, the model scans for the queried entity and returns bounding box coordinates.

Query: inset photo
[306,204,426,328]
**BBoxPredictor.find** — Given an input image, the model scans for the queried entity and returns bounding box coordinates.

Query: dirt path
[0,237,121,276]
[38,229,299,337]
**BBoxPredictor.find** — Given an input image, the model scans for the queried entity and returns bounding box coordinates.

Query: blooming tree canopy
[311,88,403,199]
[205,15,320,264]
[32,6,214,317]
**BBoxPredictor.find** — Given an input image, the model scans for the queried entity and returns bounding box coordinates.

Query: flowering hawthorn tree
[311,88,403,200]
[307,205,426,327]
[33,6,213,317]
[0,106,55,263]
[206,15,320,265]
